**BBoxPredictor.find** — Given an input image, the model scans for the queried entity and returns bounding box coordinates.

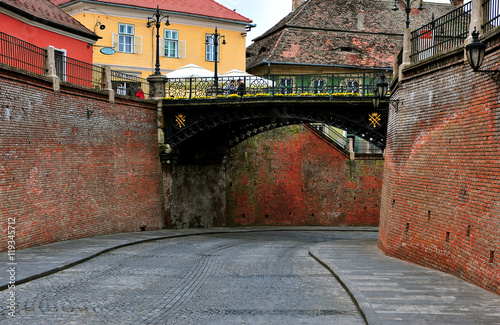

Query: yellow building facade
[56,1,253,80]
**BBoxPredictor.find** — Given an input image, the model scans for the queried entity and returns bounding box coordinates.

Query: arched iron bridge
[162,73,392,161]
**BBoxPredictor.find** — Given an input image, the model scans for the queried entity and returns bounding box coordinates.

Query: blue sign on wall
[100,47,116,55]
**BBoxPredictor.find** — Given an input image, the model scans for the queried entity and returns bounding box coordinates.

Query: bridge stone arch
[163,98,388,163]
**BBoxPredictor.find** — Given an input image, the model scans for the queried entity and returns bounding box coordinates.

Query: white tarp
[166,64,217,79]
[222,69,275,86]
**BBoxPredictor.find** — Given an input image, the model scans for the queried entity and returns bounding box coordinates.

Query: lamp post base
[147,74,168,100]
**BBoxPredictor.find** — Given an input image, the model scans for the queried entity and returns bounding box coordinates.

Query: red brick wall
[226,125,384,226]
[379,34,500,293]
[0,67,164,250]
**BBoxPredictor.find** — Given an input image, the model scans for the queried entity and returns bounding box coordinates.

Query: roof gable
[0,0,97,39]
[52,0,252,23]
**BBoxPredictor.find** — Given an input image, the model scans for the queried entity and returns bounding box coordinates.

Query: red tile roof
[0,0,98,39]
[247,28,403,70]
[256,0,455,41]
[247,0,457,70]
[52,0,252,23]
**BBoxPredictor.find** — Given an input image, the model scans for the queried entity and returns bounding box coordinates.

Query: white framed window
[205,34,219,62]
[112,24,142,54]
[50,46,67,81]
[163,29,178,57]
[118,23,134,53]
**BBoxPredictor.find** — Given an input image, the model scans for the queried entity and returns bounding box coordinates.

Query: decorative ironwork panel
[194,80,212,97]
[167,80,188,98]
[163,99,388,151]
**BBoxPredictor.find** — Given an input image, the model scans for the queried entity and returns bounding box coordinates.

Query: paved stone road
[0,231,367,324]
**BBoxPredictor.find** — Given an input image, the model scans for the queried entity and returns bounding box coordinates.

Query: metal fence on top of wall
[0,31,149,98]
[410,1,472,63]
[0,31,44,75]
[57,55,104,89]
[483,0,500,33]
[411,0,500,63]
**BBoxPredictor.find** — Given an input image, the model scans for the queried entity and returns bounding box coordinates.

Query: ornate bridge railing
[165,73,391,99]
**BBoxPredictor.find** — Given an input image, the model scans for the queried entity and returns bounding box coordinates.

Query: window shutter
[178,41,186,58]
[160,39,165,57]
[134,35,142,54]
[112,33,118,49]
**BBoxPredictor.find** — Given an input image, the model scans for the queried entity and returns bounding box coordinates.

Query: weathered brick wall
[226,125,384,226]
[162,162,226,228]
[379,33,500,293]
[0,67,164,250]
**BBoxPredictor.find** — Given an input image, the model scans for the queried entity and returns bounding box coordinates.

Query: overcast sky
[215,0,457,46]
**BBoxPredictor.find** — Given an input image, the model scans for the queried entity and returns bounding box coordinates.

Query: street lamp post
[206,27,226,96]
[372,74,389,109]
[392,0,423,29]
[147,5,170,75]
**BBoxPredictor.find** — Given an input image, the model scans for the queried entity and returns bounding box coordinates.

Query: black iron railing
[58,56,104,89]
[483,0,500,33]
[0,31,44,75]
[410,1,471,63]
[111,71,149,98]
[166,73,391,99]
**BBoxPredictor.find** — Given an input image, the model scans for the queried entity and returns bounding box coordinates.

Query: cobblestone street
[0,231,368,324]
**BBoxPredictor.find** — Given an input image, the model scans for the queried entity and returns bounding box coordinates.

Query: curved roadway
[3,231,367,324]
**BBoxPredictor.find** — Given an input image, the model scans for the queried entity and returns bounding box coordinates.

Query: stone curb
[308,248,381,325]
[0,230,230,291]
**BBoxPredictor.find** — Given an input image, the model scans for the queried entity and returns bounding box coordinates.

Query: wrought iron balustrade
[0,31,44,76]
[165,73,391,99]
[483,0,500,34]
[410,1,471,63]
[57,56,104,89]
[0,31,150,96]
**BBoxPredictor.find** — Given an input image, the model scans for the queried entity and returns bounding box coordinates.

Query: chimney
[292,0,306,11]
[450,0,464,7]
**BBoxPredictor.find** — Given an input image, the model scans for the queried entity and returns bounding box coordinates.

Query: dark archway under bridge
[162,97,388,164]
